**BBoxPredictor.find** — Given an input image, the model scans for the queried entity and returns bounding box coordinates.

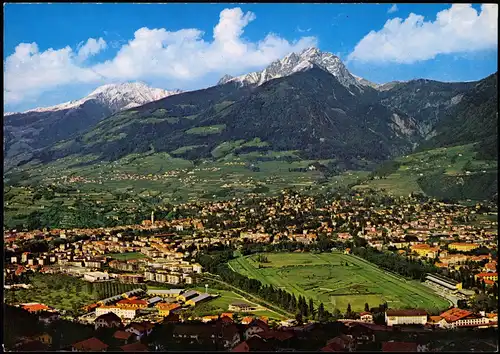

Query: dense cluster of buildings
[3,191,498,352]
[10,300,499,352]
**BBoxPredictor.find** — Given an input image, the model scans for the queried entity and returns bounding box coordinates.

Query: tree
[332,308,342,319]
[181,309,193,322]
[317,303,325,322]
[295,313,303,325]
[309,299,315,319]
[346,303,352,315]
[364,303,370,312]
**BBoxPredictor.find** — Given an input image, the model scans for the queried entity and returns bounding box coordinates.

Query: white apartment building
[95,306,137,319]
[84,271,110,282]
[385,310,428,326]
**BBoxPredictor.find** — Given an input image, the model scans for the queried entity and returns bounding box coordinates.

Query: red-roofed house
[256,330,294,342]
[244,319,269,339]
[232,341,250,352]
[321,342,344,352]
[22,303,51,313]
[113,330,133,343]
[117,299,148,309]
[484,279,495,286]
[484,261,497,272]
[382,341,418,352]
[125,322,154,340]
[219,316,234,325]
[359,312,373,323]
[95,312,122,330]
[72,337,109,352]
[439,308,490,328]
[475,272,498,281]
[120,342,148,352]
[241,316,254,325]
[324,334,355,352]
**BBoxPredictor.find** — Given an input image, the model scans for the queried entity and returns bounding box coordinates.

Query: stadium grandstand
[425,273,462,291]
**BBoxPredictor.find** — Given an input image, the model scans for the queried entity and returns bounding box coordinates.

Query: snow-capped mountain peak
[6,82,182,116]
[217,74,234,86]
[217,47,363,92]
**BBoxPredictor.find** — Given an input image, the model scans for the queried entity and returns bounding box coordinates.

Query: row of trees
[351,244,437,281]
[90,282,147,300]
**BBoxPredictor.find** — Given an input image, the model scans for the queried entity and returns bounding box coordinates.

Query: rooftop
[440,308,473,323]
[120,342,149,352]
[386,309,427,317]
[382,341,418,352]
[72,337,109,351]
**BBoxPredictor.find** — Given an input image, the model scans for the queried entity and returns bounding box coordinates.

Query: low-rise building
[186,293,212,306]
[359,312,373,323]
[72,337,109,352]
[426,273,462,290]
[147,289,184,298]
[156,303,181,317]
[95,306,137,319]
[94,312,122,330]
[125,322,154,340]
[116,298,148,309]
[385,309,427,326]
[83,271,110,282]
[177,290,199,302]
[147,296,162,307]
[448,243,479,252]
[229,302,256,312]
[167,273,182,284]
[475,272,498,281]
[435,308,492,328]
[411,244,439,258]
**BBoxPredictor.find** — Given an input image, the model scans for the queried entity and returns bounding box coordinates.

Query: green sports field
[228,252,450,313]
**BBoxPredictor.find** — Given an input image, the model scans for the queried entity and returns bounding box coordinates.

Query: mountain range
[4,47,497,177]
[4,83,181,170]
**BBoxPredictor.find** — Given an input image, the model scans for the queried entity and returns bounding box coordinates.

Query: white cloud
[297,26,311,33]
[388,4,398,14]
[77,37,107,62]
[348,4,498,64]
[4,42,101,105]
[4,7,317,106]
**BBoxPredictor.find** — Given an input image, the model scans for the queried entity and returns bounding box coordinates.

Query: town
[3,190,498,351]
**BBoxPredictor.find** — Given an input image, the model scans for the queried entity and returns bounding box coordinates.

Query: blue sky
[4,3,498,112]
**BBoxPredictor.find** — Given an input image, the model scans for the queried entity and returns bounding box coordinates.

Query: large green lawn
[229,252,450,313]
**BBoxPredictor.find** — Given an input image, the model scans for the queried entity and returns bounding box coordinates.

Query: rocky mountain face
[4,83,181,170]
[6,48,497,173]
[377,79,476,138]
[29,66,422,167]
[219,47,364,93]
[420,72,498,159]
